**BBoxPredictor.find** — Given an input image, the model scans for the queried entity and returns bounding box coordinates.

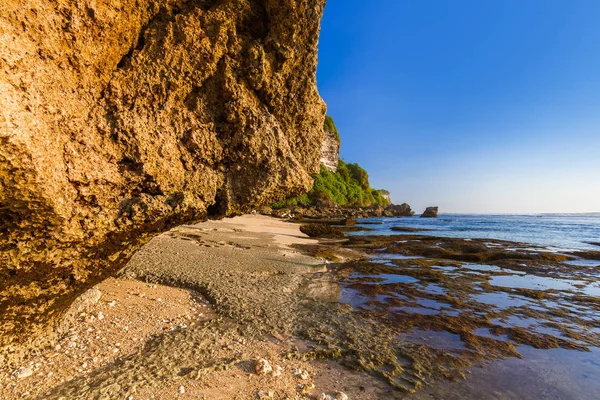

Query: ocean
[356,213,600,252]
[337,212,600,398]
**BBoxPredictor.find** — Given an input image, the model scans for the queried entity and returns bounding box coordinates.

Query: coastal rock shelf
[0,0,326,363]
[295,233,600,394]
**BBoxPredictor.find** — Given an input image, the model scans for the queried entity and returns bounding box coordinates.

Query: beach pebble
[255,358,273,375]
[335,392,349,400]
[97,311,104,320]
[12,366,33,379]
[316,394,333,400]
[297,382,315,394]
[257,390,274,399]
[178,385,185,394]
[294,368,310,380]
[271,365,283,377]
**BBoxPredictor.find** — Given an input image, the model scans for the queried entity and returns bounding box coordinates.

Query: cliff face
[320,116,340,172]
[378,190,391,204]
[0,0,326,361]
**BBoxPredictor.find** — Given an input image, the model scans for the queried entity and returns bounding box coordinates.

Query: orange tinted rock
[0,0,326,363]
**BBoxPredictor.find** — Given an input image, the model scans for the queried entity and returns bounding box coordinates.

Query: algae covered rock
[300,224,345,239]
[0,0,326,362]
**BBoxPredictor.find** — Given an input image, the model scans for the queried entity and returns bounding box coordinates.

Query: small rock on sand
[12,367,33,379]
[335,392,349,400]
[255,358,272,375]
[178,385,185,394]
[294,368,310,380]
[271,365,283,377]
[317,394,333,400]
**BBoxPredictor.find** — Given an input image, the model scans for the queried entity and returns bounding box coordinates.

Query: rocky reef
[0,0,326,362]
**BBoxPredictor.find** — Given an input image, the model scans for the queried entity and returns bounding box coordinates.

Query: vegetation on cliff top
[273,159,390,208]
[273,115,389,209]
[323,115,340,142]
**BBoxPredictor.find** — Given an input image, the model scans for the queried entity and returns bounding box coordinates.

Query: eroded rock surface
[0,0,326,363]
[420,206,439,218]
[385,203,414,217]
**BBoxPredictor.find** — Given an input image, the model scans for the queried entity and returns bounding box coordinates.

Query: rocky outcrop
[269,203,416,220]
[384,203,415,217]
[319,116,340,172]
[421,207,439,218]
[0,0,326,362]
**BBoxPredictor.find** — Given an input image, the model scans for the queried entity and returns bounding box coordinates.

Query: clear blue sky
[316,0,600,214]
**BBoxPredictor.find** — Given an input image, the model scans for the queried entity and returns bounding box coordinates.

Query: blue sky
[316,0,600,213]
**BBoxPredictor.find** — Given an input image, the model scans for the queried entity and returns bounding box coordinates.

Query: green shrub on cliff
[273,159,390,209]
[323,115,340,142]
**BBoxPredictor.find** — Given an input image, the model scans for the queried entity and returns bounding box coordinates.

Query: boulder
[0,0,326,363]
[421,207,439,218]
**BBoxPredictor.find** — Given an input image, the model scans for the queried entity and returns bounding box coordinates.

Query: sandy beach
[0,216,387,399]
[3,214,599,399]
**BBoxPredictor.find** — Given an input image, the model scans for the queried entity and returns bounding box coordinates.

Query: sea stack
[385,203,415,217]
[421,207,439,218]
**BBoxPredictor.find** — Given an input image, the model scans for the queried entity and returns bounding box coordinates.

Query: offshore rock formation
[421,206,439,218]
[385,203,414,217]
[0,0,326,362]
[319,116,340,172]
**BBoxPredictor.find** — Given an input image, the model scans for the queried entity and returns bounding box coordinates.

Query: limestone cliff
[378,190,391,204]
[320,115,340,172]
[0,0,326,362]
